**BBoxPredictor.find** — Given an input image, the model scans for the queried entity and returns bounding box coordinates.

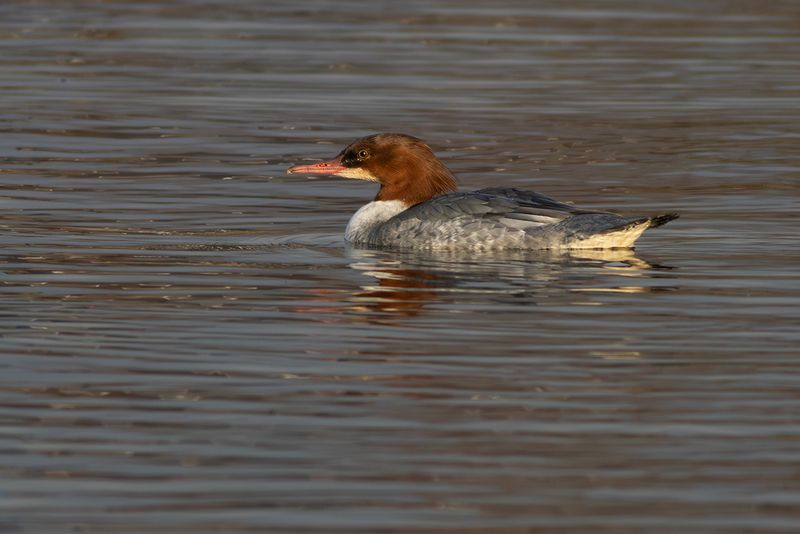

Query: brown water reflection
[345,248,671,319]
[2,0,800,532]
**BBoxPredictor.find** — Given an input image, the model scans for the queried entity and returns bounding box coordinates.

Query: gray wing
[364,188,667,249]
[389,188,593,231]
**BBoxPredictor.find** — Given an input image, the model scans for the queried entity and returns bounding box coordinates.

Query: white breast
[345,200,408,243]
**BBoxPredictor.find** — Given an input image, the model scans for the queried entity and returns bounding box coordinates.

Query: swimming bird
[287,133,677,250]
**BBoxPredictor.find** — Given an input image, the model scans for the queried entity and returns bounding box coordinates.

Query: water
[2,1,799,532]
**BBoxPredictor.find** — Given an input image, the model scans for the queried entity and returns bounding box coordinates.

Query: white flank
[569,222,650,249]
[345,200,408,243]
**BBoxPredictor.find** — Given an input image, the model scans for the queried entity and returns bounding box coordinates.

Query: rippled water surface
[2,1,800,532]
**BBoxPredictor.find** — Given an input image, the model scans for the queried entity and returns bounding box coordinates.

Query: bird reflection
[344,247,674,319]
[348,266,441,316]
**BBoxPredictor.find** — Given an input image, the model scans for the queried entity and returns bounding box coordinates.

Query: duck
[287,133,677,250]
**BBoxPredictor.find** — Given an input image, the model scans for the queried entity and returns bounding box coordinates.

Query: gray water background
[1,1,799,532]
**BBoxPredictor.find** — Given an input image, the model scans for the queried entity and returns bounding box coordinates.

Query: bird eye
[357,149,369,160]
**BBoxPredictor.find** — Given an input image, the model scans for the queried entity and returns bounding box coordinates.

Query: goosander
[287,133,678,250]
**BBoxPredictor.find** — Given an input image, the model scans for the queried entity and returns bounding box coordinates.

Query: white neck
[345,200,408,243]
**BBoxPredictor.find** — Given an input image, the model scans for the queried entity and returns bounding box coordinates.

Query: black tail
[647,212,680,228]
[592,212,679,236]
[561,212,678,248]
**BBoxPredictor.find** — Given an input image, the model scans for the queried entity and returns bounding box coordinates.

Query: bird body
[287,133,677,250]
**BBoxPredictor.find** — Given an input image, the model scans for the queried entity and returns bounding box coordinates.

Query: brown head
[287,133,458,206]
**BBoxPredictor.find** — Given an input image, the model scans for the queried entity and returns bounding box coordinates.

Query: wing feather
[382,188,584,234]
